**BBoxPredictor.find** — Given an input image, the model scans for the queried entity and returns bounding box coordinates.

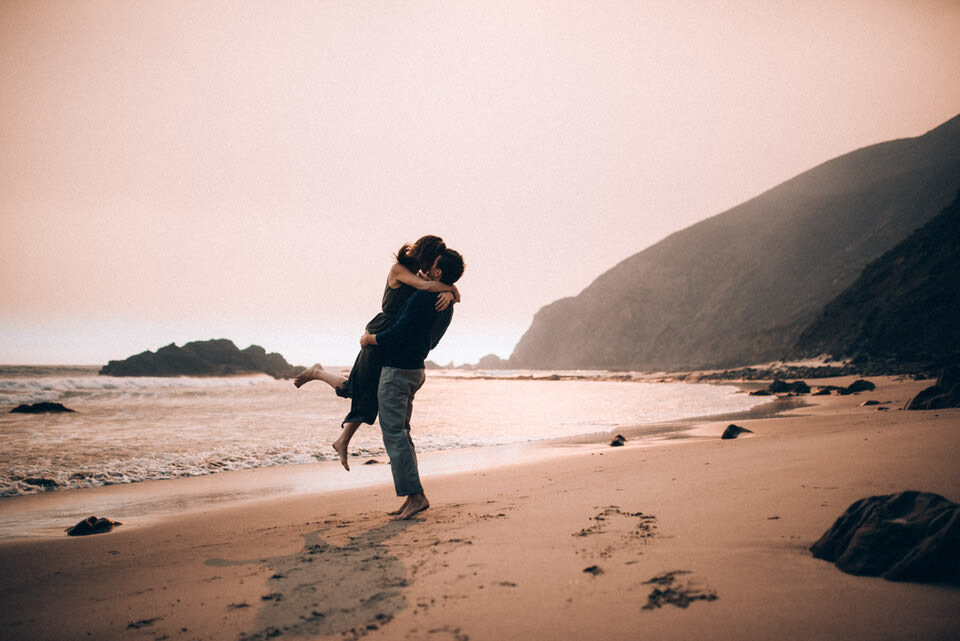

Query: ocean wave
[0,447,328,497]
[0,374,277,406]
[1,370,764,499]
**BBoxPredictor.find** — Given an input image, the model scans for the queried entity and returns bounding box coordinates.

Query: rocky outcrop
[475,354,510,369]
[906,369,960,410]
[100,339,303,379]
[810,491,960,585]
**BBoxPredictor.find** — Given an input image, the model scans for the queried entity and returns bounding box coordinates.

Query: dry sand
[1,375,958,641]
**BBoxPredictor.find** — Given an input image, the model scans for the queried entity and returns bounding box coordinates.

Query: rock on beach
[810,491,960,585]
[66,516,124,536]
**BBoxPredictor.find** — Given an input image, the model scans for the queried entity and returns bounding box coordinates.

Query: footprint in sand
[641,570,718,610]
[573,506,659,566]
[207,520,415,640]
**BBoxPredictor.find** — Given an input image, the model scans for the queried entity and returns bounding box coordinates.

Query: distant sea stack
[100,339,303,379]
[510,114,960,371]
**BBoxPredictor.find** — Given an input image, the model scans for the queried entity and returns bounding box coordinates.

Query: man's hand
[360,331,377,347]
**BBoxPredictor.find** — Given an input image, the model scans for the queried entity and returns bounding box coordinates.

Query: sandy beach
[1,375,958,641]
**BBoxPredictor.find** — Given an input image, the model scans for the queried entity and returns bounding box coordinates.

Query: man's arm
[430,307,453,351]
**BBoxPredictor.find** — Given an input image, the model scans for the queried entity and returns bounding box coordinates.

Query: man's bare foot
[387,497,410,516]
[294,363,324,388]
[390,494,429,520]
[332,438,350,471]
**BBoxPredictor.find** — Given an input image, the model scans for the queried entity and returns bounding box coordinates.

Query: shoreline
[2,375,958,640]
[0,381,796,541]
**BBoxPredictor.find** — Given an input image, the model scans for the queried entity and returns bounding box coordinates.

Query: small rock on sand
[65,516,123,536]
[721,424,753,440]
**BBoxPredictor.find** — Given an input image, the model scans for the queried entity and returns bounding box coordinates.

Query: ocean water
[0,366,763,498]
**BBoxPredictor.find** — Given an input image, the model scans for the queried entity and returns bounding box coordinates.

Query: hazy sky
[2,0,959,367]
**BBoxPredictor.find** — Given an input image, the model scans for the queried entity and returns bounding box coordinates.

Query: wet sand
[1,375,958,640]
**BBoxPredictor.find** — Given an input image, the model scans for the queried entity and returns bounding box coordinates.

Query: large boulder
[838,379,876,395]
[810,491,960,585]
[906,369,960,410]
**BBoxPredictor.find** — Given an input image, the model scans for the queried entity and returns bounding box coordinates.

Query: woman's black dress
[336,281,416,425]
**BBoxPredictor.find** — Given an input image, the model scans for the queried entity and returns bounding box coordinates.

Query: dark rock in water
[610,434,626,447]
[749,389,772,396]
[66,516,123,536]
[860,400,881,406]
[838,379,876,395]
[11,402,75,414]
[721,424,753,440]
[24,477,59,489]
[810,491,960,585]
[768,379,811,395]
[100,339,302,379]
[812,388,834,396]
[906,369,960,410]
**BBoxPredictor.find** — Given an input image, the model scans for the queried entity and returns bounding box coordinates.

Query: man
[360,248,465,520]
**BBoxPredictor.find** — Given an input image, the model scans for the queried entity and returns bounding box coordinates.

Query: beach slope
[1,376,958,641]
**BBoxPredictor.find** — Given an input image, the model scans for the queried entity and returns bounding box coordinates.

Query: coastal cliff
[510,114,960,371]
[792,191,960,368]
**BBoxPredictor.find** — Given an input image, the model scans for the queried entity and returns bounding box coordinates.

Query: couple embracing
[295,236,465,521]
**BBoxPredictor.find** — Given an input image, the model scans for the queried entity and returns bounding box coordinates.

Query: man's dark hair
[437,249,465,285]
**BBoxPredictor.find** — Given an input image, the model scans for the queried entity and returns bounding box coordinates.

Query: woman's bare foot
[294,363,324,388]
[390,494,429,520]
[332,438,350,471]
[331,422,360,472]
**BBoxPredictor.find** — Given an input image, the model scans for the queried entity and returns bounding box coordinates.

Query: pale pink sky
[2,0,959,366]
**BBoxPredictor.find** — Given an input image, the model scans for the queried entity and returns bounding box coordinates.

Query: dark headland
[99,339,303,379]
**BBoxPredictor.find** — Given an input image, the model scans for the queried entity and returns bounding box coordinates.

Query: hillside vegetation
[510,115,960,371]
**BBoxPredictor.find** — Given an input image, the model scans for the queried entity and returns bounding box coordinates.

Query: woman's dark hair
[396,235,446,272]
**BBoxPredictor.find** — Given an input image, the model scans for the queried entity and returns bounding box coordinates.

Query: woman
[294,235,459,470]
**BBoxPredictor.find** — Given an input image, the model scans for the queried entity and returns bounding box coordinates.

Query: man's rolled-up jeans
[378,366,426,496]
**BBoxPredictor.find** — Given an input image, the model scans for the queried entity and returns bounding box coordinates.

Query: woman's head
[396,235,446,272]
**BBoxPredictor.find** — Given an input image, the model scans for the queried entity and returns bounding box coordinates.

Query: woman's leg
[332,421,361,471]
[294,363,346,390]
